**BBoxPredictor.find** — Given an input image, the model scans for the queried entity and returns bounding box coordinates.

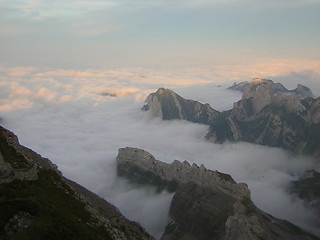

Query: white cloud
[1,70,319,238]
[0,24,35,36]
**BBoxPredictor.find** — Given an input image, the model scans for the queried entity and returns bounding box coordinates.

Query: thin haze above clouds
[0,72,320,238]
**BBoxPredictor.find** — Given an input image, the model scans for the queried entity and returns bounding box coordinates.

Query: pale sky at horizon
[1,0,320,79]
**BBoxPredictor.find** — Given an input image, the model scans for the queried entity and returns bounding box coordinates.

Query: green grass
[0,170,112,240]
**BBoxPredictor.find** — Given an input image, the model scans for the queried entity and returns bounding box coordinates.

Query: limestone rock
[142,81,319,160]
[295,84,314,98]
[116,147,250,200]
[207,80,320,158]
[162,183,236,240]
[4,212,32,236]
[142,88,220,125]
[229,79,313,98]
[242,79,274,114]
[116,147,319,240]
[290,169,320,215]
[228,81,250,91]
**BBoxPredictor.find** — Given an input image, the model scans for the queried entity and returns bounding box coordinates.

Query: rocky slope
[142,88,220,125]
[290,169,320,215]
[0,125,154,240]
[228,78,313,98]
[143,79,320,159]
[206,79,320,158]
[117,147,319,240]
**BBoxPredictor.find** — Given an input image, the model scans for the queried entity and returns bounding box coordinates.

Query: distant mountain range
[228,79,313,98]
[142,79,320,220]
[143,79,320,160]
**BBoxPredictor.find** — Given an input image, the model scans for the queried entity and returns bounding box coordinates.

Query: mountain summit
[142,88,220,125]
[228,78,313,98]
[143,79,320,159]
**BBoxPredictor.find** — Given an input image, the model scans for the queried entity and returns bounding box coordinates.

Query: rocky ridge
[228,78,313,98]
[116,147,250,200]
[116,147,319,240]
[142,88,220,125]
[207,79,320,158]
[143,79,320,159]
[0,125,154,240]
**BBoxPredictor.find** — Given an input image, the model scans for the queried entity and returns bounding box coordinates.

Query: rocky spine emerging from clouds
[142,87,220,125]
[0,125,154,240]
[116,147,319,240]
[228,79,314,98]
[143,79,320,159]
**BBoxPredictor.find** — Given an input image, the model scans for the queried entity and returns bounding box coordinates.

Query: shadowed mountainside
[0,125,154,240]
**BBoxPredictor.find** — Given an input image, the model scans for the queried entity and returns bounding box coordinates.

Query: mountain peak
[251,78,273,83]
[155,87,169,95]
[229,79,313,98]
[143,88,220,124]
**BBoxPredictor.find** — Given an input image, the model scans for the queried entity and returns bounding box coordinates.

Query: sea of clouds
[0,66,319,238]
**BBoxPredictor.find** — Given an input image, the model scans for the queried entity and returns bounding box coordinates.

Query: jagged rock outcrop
[290,169,320,214]
[116,147,250,200]
[116,147,319,240]
[142,79,320,159]
[228,81,251,92]
[207,79,320,159]
[0,126,154,240]
[229,79,313,98]
[142,88,220,125]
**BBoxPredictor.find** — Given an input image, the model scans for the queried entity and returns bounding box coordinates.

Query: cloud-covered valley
[0,67,320,238]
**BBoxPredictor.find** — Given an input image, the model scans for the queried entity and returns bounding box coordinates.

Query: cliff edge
[116,147,319,240]
[0,126,154,240]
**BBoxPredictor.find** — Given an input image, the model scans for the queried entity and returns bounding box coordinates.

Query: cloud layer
[1,69,320,238]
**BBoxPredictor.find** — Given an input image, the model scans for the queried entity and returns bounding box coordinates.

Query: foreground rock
[0,126,154,240]
[117,147,250,200]
[117,147,319,240]
[143,79,320,159]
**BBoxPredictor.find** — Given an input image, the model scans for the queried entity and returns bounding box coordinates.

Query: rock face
[142,88,220,125]
[143,79,320,159]
[116,147,250,200]
[207,79,320,159]
[116,147,319,240]
[228,79,313,98]
[0,126,154,240]
[290,169,320,214]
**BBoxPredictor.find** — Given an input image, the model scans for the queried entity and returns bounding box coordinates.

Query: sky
[1,0,320,239]
[0,0,320,78]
